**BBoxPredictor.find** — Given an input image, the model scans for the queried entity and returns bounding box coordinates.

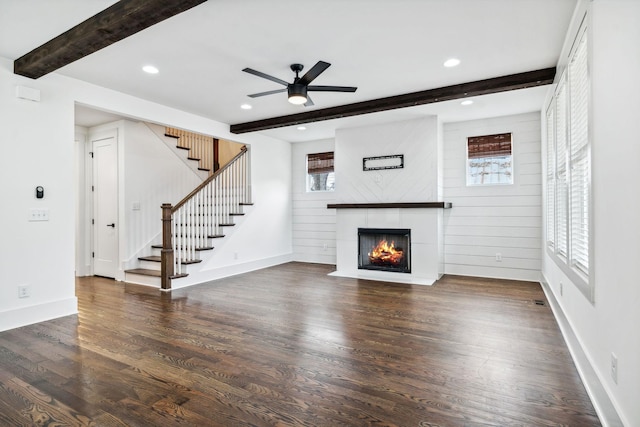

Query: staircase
[125,143,252,290]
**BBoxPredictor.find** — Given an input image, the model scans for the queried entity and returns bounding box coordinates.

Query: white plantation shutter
[546,105,556,248]
[568,30,589,274]
[555,75,568,258]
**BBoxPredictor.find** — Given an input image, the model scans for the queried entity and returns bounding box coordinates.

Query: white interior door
[92,133,118,278]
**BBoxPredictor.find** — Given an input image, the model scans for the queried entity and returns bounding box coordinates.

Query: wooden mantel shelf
[327,202,452,209]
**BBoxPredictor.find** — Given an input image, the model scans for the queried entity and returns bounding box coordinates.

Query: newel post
[161,203,174,290]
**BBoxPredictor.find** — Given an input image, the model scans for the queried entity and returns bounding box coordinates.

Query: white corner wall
[292,139,336,264]
[542,1,640,425]
[0,55,292,332]
[443,112,542,282]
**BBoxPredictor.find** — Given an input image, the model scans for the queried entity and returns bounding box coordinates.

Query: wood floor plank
[0,263,600,426]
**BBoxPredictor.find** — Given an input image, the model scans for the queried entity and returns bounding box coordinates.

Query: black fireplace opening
[358,228,411,273]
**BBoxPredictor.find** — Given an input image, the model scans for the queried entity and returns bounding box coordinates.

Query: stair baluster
[161,146,251,289]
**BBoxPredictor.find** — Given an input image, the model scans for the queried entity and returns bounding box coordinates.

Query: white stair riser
[124,273,161,288]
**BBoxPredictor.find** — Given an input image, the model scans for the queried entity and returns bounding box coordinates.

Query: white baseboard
[169,253,294,290]
[0,297,78,332]
[540,278,624,427]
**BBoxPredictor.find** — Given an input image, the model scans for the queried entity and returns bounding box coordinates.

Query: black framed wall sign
[363,154,404,171]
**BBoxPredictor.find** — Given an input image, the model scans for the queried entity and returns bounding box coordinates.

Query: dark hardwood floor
[0,263,600,426]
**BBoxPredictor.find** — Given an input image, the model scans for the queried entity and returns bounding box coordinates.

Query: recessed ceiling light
[461,99,474,106]
[297,126,307,131]
[142,65,159,74]
[444,58,461,68]
[240,104,252,110]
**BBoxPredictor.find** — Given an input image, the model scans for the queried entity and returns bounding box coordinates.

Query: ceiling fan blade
[304,95,315,107]
[247,88,287,98]
[298,61,331,86]
[308,85,357,93]
[242,68,289,86]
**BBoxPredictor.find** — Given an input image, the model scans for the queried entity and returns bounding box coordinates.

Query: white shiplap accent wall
[443,112,542,282]
[292,139,336,264]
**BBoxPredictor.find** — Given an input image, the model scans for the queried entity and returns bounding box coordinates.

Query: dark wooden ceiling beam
[14,0,208,79]
[230,67,556,134]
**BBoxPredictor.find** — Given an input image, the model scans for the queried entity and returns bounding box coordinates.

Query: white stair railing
[161,146,251,289]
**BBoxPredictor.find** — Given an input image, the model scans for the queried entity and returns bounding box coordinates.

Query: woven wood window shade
[307,152,334,174]
[467,133,512,158]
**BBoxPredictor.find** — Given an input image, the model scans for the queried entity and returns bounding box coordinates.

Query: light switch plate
[28,208,49,221]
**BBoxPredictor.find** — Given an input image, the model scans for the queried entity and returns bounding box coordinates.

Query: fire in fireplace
[358,228,411,273]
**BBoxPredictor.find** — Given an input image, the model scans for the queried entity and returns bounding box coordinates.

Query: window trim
[465,132,514,186]
[306,151,335,193]
[545,17,593,302]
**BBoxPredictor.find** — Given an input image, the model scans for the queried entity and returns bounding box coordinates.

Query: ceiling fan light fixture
[288,84,308,105]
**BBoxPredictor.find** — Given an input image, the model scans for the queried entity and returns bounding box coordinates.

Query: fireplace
[358,228,411,273]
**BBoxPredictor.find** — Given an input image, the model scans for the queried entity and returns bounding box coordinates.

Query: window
[545,21,591,297]
[307,152,335,192]
[466,133,513,185]
[545,104,556,249]
[568,28,590,275]
[555,75,568,258]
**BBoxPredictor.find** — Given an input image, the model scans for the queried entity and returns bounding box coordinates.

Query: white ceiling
[0,0,577,142]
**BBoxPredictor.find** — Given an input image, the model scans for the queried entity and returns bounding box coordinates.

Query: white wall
[542,1,640,425]
[292,139,336,264]
[0,55,292,331]
[443,112,542,282]
[0,57,78,330]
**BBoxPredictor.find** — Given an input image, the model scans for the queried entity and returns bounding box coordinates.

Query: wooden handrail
[172,145,247,213]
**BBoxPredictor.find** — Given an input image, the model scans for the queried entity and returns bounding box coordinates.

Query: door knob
[107,223,115,228]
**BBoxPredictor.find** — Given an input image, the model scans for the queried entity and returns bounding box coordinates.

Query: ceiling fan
[242,61,357,107]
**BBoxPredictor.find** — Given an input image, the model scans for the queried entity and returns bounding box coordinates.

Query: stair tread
[124,268,189,280]
[219,223,235,227]
[187,157,200,161]
[125,268,161,277]
[209,234,225,238]
[229,213,245,216]
[198,167,210,171]
[239,203,254,206]
[138,256,202,264]
[151,244,214,251]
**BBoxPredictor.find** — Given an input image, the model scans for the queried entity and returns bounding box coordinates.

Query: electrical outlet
[322,243,328,251]
[611,353,618,384]
[560,282,563,296]
[18,285,30,298]
[495,253,502,262]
